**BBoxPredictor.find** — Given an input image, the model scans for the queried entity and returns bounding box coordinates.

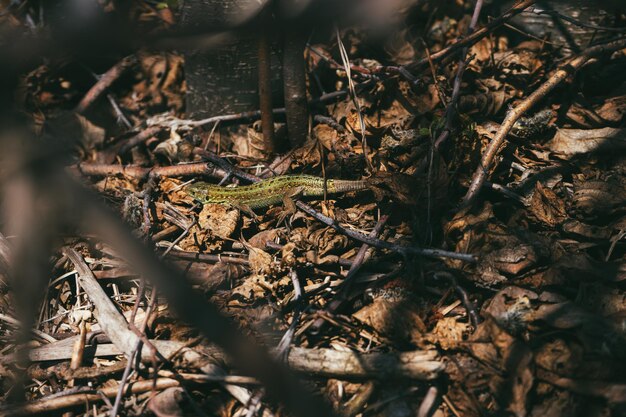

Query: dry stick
[296,202,475,262]
[275,268,304,360]
[417,386,439,417]
[110,279,158,417]
[185,78,369,129]
[159,219,197,259]
[531,7,626,33]
[434,271,481,329]
[403,0,536,73]
[117,125,163,156]
[74,161,226,180]
[462,37,626,207]
[313,114,345,132]
[75,55,137,114]
[296,331,418,409]
[0,378,181,417]
[62,248,146,357]
[81,65,133,129]
[69,321,87,371]
[26,339,443,381]
[166,248,250,266]
[307,45,375,79]
[309,213,390,333]
[341,382,375,417]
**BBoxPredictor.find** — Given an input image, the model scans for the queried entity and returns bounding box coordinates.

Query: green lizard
[186,175,369,209]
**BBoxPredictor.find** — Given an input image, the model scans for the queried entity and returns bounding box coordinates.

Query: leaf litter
[2,1,626,416]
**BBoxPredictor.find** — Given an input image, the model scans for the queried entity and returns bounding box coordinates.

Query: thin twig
[313,114,345,132]
[336,26,374,172]
[75,55,137,114]
[276,268,304,359]
[417,386,439,417]
[165,248,250,266]
[433,272,480,330]
[403,0,536,73]
[434,0,484,149]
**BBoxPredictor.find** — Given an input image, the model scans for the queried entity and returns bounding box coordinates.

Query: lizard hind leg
[230,202,261,223]
[277,186,304,226]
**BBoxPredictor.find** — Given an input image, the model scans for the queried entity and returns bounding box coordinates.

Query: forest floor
[1,1,626,416]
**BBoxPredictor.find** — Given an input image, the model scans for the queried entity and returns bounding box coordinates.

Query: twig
[307,45,375,79]
[117,125,163,156]
[75,55,137,114]
[62,247,143,357]
[79,63,132,128]
[160,222,197,259]
[529,7,626,33]
[462,37,626,207]
[110,284,158,417]
[417,387,439,417]
[186,78,375,130]
[313,114,345,132]
[296,201,476,262]
[165,248,250,266]
[192,147,260,182]
[108,79,377,159]
[0,378,181,417]
[105,91,133,129]
[74,161,226,180]
[24,336,443,380]
[433,272,481,330]
[276,268,304,360]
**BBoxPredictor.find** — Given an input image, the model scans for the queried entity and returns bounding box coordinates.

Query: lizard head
[185,182,211,204]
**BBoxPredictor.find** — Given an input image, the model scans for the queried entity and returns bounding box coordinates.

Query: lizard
[185,174,369,210]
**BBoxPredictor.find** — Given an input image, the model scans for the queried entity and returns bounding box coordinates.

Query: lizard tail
[332,179,369,193]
